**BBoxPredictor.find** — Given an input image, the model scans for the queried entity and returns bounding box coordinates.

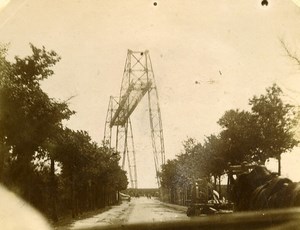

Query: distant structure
[103,50,165,188]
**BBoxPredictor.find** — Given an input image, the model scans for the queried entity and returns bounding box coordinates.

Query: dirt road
[71,197,189,229]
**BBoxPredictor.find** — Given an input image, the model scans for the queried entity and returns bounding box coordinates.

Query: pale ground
[70,197,189,229]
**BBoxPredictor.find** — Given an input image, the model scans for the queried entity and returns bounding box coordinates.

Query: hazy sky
[1,0,300,187]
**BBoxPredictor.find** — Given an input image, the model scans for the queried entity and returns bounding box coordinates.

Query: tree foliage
[0,44,128,222]
[0,44,73,201]
[160,84,299,204]
[249,84,299,162]
[218,109,259,164]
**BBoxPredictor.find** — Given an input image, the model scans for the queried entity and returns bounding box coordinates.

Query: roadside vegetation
[160,83,300,204]
[0,44,128,223]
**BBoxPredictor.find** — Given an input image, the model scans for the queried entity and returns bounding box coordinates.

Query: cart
[187,162,256,216]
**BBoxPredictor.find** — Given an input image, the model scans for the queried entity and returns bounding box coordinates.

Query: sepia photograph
[1,0,300,229]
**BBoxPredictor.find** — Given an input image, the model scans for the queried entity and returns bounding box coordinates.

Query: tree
[160,159,180,203]
[249,84,299,174]
[54,128,92,217]
[218,109,259,164]
[280,39,300,68]
[179,138,207,180]
[203,134,226,191]
[53,128,128,217]
[0,44,10,182]
[217,85,299,173]
[0,44,73,209]
[0,44,129,222]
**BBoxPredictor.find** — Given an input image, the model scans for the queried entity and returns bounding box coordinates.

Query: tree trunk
[277,154,281,176]
[218,175,221,197]
[99,186,105,208]
[213,175,217,190]
[50,158,58,222]
[0,142,9,182]
[14,146,34,202]
[71,172,76,218]
[116,191,119,204]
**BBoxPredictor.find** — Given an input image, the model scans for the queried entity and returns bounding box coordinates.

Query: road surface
[70,197,189,229]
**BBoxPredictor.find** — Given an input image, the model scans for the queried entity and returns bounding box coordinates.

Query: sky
[1,0,300,188]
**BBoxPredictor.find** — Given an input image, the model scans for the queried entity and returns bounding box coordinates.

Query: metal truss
[103,50,165,188]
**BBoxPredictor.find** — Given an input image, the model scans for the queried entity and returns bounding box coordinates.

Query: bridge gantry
[103,50,165,188]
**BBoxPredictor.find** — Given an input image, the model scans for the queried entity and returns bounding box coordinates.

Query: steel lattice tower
[103,50,165,188]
